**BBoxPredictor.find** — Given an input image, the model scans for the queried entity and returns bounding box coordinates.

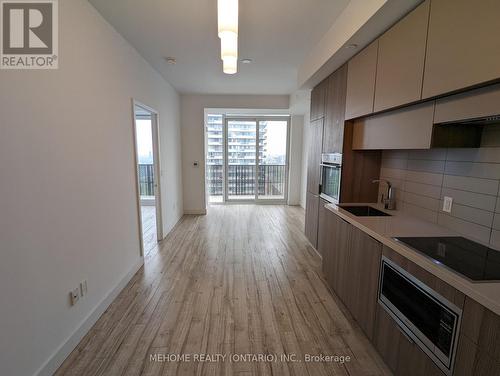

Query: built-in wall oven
[378,256,462,375]
[319,153,342,203]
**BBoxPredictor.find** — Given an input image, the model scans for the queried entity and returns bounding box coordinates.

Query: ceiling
[88,0,350,95]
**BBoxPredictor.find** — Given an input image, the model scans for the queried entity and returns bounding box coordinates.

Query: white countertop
[325,202,500,316]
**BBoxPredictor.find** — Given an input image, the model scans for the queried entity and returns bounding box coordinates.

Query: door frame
[223,115,290,204]
[131,99,164,257]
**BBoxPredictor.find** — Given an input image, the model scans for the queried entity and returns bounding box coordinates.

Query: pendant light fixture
[217,0,239,74]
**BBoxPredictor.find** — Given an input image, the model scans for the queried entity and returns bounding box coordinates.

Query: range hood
[437,114,500,126]
[432,114,500,148]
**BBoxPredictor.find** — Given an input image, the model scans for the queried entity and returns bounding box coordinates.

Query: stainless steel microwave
[378,256,462,375]
[319,153,342,203]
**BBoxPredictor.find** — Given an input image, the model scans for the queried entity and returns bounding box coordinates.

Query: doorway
[205,115,290,204]
[133,101,163,257]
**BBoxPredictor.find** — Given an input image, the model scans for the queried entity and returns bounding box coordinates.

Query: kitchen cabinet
[454,334,500,376]
[323,64,348,153]
[422,0,500,99]
[374,305,445,376]
[345,40,378,120]
[352,102,435,150]
[453,296,500,375]
[434,83,500,124]
[305,192,320,249]
[310,78,328,121]
[323,213,351,299]
[374,1,430,112]
[316,199,330,257]
[321,211,381,339]
[306,118,324,194]
[344,226,382,340]
[305,107,324,249]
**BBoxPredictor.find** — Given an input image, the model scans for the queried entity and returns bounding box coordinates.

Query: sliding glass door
[257,120,288,201]
[226,119,257,201]
[206,115,289,204]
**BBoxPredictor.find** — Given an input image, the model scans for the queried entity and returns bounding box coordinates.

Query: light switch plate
[80,280,88,297]
[443,196,453,213]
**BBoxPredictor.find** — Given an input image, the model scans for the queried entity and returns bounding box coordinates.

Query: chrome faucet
[373,179,396,210]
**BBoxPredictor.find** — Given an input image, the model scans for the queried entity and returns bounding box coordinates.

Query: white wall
[180,94,290,214]
[288,115,304,205]
[0,1,183,375]
[300,110,311,208]
[298,0,421,88]
[289,90,311,208]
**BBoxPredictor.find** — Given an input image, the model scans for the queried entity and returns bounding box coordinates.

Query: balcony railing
[206,164,286,198]
[138,164,155,197]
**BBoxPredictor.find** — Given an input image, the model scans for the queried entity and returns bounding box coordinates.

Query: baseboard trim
[184,209,207,215]
[34,257,144,376]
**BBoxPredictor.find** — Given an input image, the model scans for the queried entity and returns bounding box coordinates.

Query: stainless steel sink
[340,205,391,217]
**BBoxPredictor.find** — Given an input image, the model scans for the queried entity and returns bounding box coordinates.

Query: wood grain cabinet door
[304,192,320,249]
[453,296,500,375]
[323,65,348,153]
[374,304,402,372]
[317,199,330,257]
[320,211,352,296]
[310,78,328,121]
[374,304,445,376]
[329,215,352,300]
[422,0,500,99]
[374,0,430,112]
[396,330,445,376]
[345,226,382,340]
[306,118,324,194]
[345,41,378,120]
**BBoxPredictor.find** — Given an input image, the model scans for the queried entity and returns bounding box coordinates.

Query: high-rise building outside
[206,114,286,201]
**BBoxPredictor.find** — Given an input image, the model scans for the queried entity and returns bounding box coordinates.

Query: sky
[136,119,153,164]
[264,121,287,156]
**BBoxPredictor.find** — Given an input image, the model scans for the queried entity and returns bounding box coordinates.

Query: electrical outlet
[443,196,453,213]
[80,280,88,297]
[70,288,80,306]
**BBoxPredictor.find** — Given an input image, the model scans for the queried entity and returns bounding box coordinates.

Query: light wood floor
[56,205,391,376]
[141,206,158,258]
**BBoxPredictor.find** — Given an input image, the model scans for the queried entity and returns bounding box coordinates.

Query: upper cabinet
[422,0,500,99]
[345,41,378,120]
[434,83,500,124]
[352,102,435,150]
[323,65,348,153]
[374,1,430,112]
[310,78,328,121]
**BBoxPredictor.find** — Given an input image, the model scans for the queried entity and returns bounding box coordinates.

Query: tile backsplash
[379,130,500,248]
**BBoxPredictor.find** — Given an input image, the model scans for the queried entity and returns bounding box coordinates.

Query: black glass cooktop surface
[394,236,500,281]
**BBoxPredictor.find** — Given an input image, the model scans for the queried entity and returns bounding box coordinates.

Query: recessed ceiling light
[241,58,252,64]
[346,44,358,49]
[165,57,177,65]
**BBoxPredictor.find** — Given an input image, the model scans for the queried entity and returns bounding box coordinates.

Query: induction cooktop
[394,236,500,281]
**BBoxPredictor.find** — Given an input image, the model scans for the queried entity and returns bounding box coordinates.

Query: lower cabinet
[384,294,500,376]
[344,226,382,340]
[374,305,445,376]
[320,209,381,340]
[321,211,351,297]
[317,199,330,256]
[321,211,500,375]
[453,297,500,375]
[305,192,319,249]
